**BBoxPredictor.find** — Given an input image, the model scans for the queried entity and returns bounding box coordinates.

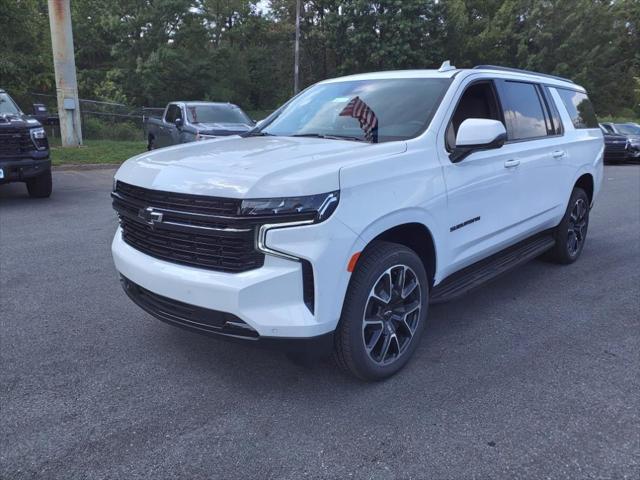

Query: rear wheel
[147,135,155,151]
[26,169,52,198]
[334,241,429,380]
[548,187,590,264]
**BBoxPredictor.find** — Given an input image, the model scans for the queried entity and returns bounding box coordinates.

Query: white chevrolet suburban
[111,64,603,380]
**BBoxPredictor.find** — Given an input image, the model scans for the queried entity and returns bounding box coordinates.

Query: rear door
[494,80,568,231]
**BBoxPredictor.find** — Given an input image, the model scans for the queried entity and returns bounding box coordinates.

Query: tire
[26,169,52,198]
[548,187,590,264]
[147,135,155,151]
[334,241,429,381]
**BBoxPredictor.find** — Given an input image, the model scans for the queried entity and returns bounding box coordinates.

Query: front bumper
[0,155,50,184]
[120,275,334,355]
[112,215,363,340]
[627,145,640,159]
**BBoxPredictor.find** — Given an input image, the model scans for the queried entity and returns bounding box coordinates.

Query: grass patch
[50,139,147,166]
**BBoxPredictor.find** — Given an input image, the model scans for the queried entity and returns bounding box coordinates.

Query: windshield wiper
[243,131,275,137]
[291,133,367,142]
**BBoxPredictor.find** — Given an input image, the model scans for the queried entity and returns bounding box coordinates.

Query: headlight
[30,127,48,150]
[240,191,339,223]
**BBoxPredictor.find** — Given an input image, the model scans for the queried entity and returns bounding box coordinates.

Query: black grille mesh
[113,182,264,273]
[0,129,33,157]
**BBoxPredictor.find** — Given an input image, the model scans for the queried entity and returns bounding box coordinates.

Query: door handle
[552,150,566,159]
[504,159,520,168]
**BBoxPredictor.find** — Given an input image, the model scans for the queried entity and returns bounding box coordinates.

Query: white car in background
[111,63,603,380]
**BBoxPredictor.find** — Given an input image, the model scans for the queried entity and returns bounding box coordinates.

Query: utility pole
[47,0,82,146]
[294,0,301,95]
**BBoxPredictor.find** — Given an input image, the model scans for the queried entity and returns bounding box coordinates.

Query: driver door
[436,79,521,277]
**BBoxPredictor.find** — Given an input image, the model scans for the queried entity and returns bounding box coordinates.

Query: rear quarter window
[556,89,598,129]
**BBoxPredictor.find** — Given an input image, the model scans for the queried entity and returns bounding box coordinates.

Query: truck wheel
[334,241,429,381]
[548,187,590,264]
[147,135,155,151]
[26,169,52,198]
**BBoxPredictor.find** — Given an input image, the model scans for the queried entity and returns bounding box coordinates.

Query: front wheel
[26,169,52,198]
[334,241,429,381]
[548,187,590,264]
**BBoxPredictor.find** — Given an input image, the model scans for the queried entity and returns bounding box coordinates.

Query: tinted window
[261,78,451,143]
[447,81,503,149]
[165,105,180,123]
[557,89,598,129]
[614,123,640,135]
[499,81,549,140]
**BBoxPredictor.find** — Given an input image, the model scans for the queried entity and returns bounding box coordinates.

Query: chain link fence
[29,93,161,142]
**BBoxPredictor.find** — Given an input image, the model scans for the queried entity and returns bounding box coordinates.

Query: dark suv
[0,89,52,197]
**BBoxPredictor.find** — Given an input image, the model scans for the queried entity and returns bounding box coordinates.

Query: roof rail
[473,65,574,84]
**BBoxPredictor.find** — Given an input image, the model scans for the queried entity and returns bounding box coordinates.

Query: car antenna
[438,60,456,72]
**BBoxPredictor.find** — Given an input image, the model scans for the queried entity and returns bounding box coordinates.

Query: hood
[603,132,628,142]
[193,122,252,135]
[115,135,406,198]
[0,113,41,129]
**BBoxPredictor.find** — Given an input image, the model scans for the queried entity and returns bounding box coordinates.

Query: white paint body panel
[112,68,603,339]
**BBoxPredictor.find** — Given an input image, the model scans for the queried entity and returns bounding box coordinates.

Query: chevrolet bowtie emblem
[138,207,164,227]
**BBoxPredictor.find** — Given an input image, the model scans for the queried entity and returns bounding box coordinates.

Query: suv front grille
[112,181,264,273]
[605,141,628,160]
[0,128,33,157]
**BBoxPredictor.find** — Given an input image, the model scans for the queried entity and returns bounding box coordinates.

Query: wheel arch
[574,172,594,205]
[359,220,438,287]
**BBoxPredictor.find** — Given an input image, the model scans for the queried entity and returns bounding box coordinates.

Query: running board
[430,234,556,304]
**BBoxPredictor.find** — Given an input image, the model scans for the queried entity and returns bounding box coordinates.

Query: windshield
[615,123,640,135]
[186,105,251,124]
[260,78,452,143]
[0,93,21,115]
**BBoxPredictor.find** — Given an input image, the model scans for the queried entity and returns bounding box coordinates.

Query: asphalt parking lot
[1,166,639,479]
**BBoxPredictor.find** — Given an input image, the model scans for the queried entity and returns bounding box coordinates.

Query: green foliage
[82,117,143,141]
[1,0,638,118]
[49,140,147,165]
[0,0,54,105]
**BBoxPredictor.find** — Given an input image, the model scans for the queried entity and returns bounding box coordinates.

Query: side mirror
[450,119,507,163]
[174,118,184,129]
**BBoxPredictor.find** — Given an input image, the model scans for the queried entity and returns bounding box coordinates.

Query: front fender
[346,207,445,283]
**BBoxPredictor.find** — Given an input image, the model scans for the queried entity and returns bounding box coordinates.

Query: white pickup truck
[112,63,603,380]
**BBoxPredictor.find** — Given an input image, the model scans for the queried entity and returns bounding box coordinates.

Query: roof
[174,101,239,108]
[323,64,582,91]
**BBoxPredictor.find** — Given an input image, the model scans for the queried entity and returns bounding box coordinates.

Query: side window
[165,105,177,123]
[601,124,614,134]
[446,81,504,150]
[174,106,183,122]
[556,89,598,129]
[498,81,549,140]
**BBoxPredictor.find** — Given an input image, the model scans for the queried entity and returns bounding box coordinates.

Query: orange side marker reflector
[347,252,361,272]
